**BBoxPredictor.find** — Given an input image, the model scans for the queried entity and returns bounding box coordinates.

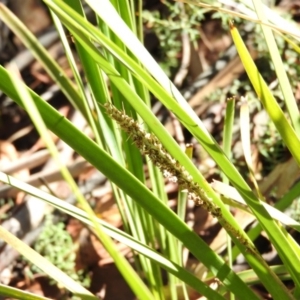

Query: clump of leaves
[257,122,287,175]
[31,215,90,288]
[143,0,205,76]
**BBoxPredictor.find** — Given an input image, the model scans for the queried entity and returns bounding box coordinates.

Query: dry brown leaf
[10,0,51,35]
[259,157,300,198]
[0,140,28,204]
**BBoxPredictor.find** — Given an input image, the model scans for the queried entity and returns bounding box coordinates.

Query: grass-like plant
[0,0,300,299]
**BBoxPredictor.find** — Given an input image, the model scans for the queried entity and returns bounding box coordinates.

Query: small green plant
[31,215,90,288]
[143,0,205,75]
